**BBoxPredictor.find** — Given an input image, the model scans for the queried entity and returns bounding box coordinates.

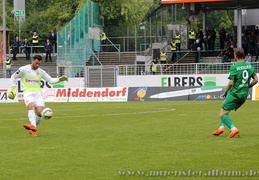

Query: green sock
[220,118,225,127]
[221,114,235,129]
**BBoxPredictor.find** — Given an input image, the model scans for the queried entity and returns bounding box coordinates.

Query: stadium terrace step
[0,53,57,78]
[86,52,136,66]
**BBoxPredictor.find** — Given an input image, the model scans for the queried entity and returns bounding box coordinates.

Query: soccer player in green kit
[212,47,258,138]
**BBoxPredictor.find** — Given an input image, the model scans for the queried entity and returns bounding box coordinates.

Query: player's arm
[249,75,258,88]
[41,69,68,84]
[8,69,22,99]
[222,79,233,98]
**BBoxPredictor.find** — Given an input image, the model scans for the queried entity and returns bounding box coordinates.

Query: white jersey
[10,64,59,93]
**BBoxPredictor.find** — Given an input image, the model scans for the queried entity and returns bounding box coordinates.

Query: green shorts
[222,93,246,111]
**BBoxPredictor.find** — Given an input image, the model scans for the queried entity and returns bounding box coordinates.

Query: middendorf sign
[161,0,228,3]
[43,87,128,102]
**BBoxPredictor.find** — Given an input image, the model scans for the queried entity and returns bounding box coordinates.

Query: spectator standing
[170,39,177,62]
[23,38,30,60]
[32,32,39,53]
[100,29,107,52]
[174,31,181,51]
[219,26,227,49]
[44,39,52,62]
[150,58,158,75]
[160,48,167,64]
[210,27,216,50]
[5,56,12,78]
[12,36,20,61]
[197,27,204,50]
[205,27,211,50]
[49,29,57,52]
[189,28,196,49]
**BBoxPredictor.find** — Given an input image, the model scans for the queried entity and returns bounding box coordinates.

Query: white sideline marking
[0,109,176,121]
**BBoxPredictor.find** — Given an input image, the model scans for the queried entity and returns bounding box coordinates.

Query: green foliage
[93,0,154,26]
[0,0,86,41]
[206,10,234,33]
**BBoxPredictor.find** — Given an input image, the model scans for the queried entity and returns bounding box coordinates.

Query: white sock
[28,110,37,127]
[219,126,225,129]
[231,127,237,131]
[36,115,42,126]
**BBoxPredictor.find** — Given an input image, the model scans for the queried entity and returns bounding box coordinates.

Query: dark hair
[33,55,42,61]
[234,47,245,59]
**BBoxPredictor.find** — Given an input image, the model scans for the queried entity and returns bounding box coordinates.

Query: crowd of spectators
[188,26,259,63]
[11,30,57,62]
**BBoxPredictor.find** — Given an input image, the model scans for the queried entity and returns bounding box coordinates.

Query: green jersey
[228,61,256,98]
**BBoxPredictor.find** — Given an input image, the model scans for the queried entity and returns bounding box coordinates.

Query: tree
[92,0,155,26]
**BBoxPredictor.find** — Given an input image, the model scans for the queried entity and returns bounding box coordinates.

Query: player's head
[31,55,42,70]
[234,47,245,60]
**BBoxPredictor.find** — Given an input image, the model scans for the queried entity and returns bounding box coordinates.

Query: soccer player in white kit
[8,55,68,136]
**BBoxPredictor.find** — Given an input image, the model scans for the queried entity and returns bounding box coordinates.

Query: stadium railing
[9,46,56,61]
[57,62,259,78]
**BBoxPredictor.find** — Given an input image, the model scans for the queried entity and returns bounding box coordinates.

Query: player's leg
[221,94,241,138]
[23,93,38,134]
[35,106,44,126]
[212,107,227,136]
[34,93,45,126]
[213,93,236,137]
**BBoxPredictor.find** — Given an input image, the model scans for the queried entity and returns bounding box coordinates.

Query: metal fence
[59,62,259,79]
[118,62,259,76]
[57,1,102,77]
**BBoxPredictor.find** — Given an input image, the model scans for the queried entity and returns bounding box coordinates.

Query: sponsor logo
[133,87,148,101]
[56,87,127,98]
[161,76,216,87]
[194,94,220,100]
[204,77,216,86]
[25,79,40,84]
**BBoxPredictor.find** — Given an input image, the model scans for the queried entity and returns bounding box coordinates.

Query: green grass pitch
[0,101,259,180]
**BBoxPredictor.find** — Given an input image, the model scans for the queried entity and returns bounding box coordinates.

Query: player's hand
[8,86,16,99]
[58,75,68,82]
[221,91,228,98]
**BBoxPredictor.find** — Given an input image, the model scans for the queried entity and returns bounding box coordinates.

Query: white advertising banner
[43,87,128,102]
[117,74,231,87]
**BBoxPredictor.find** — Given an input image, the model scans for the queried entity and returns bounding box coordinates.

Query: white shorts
[24,92,45,107]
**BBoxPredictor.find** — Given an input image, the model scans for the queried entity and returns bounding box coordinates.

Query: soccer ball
[41,108,53,119]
